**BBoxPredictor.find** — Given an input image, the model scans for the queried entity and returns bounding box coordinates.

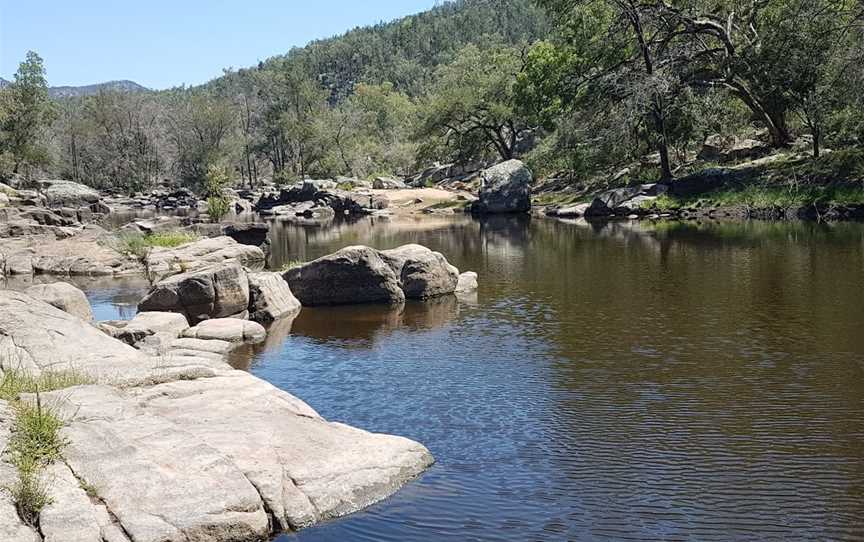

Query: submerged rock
[473,160,532,214]
[285,246,405,306]
[455,271,479,293]
[24,281,94,321]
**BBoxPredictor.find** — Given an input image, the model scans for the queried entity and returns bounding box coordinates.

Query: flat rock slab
[0,291,227,384]
[45,385,270,542]
[183,318,267,343]
[129,372,434,530]
[145,236,264,279]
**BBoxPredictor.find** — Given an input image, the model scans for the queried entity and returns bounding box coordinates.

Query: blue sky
[0,0,438,89]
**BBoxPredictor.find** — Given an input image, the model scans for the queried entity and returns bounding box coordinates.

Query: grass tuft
[106,230,199,260]
[0,369,94,527]
[280,259,306,271]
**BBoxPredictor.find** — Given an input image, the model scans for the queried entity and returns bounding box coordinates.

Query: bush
[206,196,231,222]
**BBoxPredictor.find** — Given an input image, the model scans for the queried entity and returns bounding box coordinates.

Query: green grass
[642,184,864,212]
[336,181,354,191]
[107,230,199,260]
[0,369,94,402]
[145,231,199,248]
[0,369,94,527]
[281,259,306,271]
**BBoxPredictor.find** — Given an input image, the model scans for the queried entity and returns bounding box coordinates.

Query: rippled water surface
[95,216,864,541]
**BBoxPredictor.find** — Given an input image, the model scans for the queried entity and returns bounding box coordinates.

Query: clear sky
[0,0,439,89]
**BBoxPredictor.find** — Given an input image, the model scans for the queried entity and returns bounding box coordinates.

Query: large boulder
[473,160,532,214]
[24,281,94,321]
[698,135,771,163]
[380,244,460,299]
[284,246,405,306]
[37,180,101,209]
[138,262,250,325]
[247,271,301,323]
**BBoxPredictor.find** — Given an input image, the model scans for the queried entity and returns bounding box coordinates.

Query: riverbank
[535,148,864,223]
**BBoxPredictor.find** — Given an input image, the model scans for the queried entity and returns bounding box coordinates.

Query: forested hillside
[0,0,862,201]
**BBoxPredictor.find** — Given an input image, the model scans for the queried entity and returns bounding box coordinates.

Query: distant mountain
[0,77,9,88]
[48,80,149,98]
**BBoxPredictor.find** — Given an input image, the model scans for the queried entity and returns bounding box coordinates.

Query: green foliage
[0,369,94,402]
[207,196,231,222]
[416,41,531,164]
[204,163,231,222]
[0,51,56,179]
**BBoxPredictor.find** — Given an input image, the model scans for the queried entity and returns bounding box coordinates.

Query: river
[77,215,864,541]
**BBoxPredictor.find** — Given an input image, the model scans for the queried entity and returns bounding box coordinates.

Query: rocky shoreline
[0,214,481,540]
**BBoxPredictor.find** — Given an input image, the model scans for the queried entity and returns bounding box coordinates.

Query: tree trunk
[812,127,821,159]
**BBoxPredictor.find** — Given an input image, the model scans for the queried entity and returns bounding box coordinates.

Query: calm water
[85,216,864,541]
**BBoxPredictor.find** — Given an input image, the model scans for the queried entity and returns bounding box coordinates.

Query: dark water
[89,216,864,541]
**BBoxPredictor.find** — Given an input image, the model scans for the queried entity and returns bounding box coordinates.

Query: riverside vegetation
[0,0,861,213]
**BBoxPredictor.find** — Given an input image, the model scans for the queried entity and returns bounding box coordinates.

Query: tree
[0,51,56,177]
[416,43,532,164]
[163,90,237,187]
[534,0,683,180]
[651,0,863,149]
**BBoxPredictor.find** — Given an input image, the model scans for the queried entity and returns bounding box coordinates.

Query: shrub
[206,196,231,222]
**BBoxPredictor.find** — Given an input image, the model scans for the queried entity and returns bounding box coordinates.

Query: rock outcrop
[23,281,94,321]
[284,246,405,306]
[0,290,434,538]
[473,160,532,214]
[138,262,250,325]
[37,180,102,209]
